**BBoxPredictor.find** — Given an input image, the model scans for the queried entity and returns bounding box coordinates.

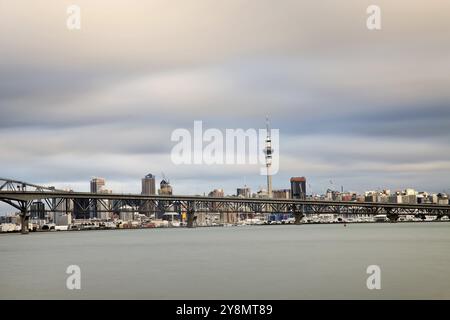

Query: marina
[2,214,449,234]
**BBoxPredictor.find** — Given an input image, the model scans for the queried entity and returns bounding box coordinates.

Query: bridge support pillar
[20,206,29,234]
[387,214,399,223]
[385,208,398,223]
[186,210,196,228]
[292,205,304,225]
[294,213,304,224]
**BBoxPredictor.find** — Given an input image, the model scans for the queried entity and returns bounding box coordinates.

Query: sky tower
[264,116,273,198]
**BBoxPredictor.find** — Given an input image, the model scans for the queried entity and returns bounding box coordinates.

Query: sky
[1,1,450,213]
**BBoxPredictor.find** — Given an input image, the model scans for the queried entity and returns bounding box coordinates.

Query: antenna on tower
[264,116,273,198]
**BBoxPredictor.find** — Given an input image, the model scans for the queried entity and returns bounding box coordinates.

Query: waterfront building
[55,212,72,226]
[119,205,136,222]
[119,211,134,222]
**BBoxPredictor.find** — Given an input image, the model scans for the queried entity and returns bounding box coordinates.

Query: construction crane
[161,172,170,184]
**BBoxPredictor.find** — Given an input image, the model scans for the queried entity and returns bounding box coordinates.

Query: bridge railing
[0,178,65,193]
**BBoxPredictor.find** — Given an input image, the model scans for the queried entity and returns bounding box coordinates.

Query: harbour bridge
[1,178,449,234]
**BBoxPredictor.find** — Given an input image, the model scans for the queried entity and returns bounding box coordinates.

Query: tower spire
[264,116,273,198]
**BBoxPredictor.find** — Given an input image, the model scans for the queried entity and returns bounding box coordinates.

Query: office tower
[141,174,156,217]
[142,174,156,195]
[157,179,173,219]
[237,187,251,198]
[158,179,173,195]
[90,177,106,193]
[290,177,306,200]
[208,189,224,197]
[90,177,106,219]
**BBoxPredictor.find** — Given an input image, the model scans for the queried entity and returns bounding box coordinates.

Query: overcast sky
[1,1,450,213]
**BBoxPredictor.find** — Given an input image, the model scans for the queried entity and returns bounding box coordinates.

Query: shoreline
[1,219,449,235]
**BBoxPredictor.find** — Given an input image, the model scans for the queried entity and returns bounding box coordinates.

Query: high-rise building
[157,179,173,219]
[142,174,156,195]
[158,179,173,195]
[237,187,251,198]
[141,174,156,217]
[90,177,106,218]
[208,189,224,197]
[90,177,106,193]
[290,177,306,200]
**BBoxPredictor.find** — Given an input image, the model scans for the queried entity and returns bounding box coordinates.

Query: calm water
[1,223,450,299]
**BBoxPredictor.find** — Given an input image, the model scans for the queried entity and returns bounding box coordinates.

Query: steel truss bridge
[1,178,449,234]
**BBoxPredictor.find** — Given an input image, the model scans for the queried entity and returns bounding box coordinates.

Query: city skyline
[1,1,450,209]
[0,173,447,198]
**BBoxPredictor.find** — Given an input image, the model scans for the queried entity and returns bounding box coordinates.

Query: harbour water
[1,223,450,299]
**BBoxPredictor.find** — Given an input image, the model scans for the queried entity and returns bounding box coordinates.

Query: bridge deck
[0,190,449,211]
